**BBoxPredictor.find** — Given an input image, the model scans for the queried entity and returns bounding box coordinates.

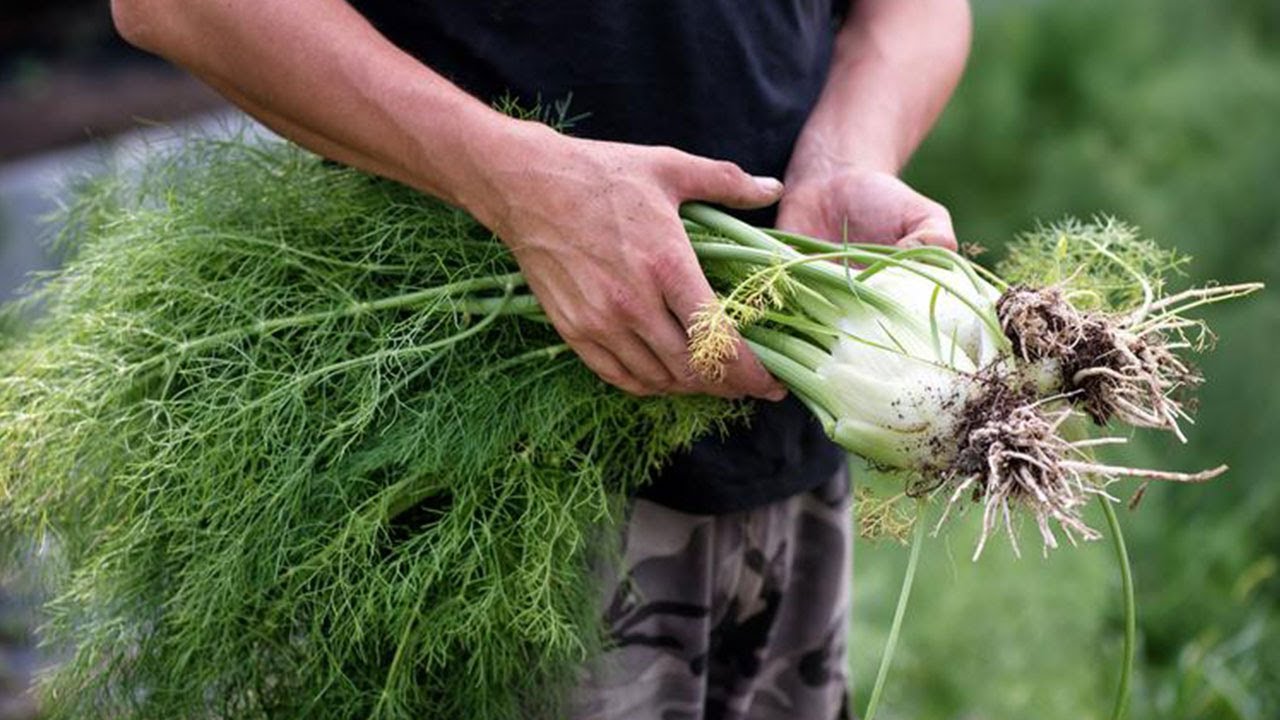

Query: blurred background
[2,5,223,718]
[1,0,1276,718]
[855,1,1280,719]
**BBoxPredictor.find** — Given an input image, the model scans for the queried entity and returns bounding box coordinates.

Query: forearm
[109,0,549,222]
[787,0,971,181]
[110,0,786,400]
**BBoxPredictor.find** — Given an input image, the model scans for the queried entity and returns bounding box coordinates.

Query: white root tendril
[1058,460,1227,483]
[995,286,1223,442]
[938,394,1227,560]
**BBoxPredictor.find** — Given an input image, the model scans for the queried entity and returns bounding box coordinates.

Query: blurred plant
[852,0,1280,717]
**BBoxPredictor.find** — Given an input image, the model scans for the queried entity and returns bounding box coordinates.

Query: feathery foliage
[0,139,743,719]
[998,216,1187,313]
[0,131,1257,719]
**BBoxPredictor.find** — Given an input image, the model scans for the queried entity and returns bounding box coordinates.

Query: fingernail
[753,176,784,195]
[766,388,787,402]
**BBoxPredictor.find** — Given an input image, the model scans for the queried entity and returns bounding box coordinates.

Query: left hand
[775,165,957,250]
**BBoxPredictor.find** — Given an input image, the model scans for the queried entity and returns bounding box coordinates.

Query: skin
[779,0,971,247]
[110,0,970,400]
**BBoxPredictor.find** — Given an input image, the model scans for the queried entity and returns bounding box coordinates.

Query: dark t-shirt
[349,0,847,513]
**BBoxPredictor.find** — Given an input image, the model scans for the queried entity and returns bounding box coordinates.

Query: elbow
[956,0,973,57]
[938,0,974,73]
[110,0,167,53]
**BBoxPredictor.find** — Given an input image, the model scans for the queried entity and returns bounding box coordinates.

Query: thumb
[773,192,825,237]
[668,153,783,209]
[897,216,958,251]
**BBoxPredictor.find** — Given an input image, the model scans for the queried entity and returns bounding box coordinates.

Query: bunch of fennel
[0,138,1258,720]
[686,206,1257,556]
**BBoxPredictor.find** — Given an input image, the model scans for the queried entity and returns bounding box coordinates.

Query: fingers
[659,150,783,209]
[655,246,787,401]
[773,197,818,237]
[567,298,764,400]
[897,212,957,251]
[586,245,783,401]
[502,140,792,401]
[608,331,678,394]
[629,309,718,395]
[570,339,651,396]
[550,295,679,396]
[775,169,959,250]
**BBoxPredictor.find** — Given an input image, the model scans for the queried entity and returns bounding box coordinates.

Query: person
[110,1,970,717]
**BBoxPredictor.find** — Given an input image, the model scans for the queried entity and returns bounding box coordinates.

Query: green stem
[199,229,412,273]
[1100,497,1136,720]
[684,207,923,328]
[846,457,859,710]
[680,202,802,257]
[689,228,986,333]
[148,271,525,368]
[743,339,836,430]
[852,247,1008,347]
[760,228,899,256]
[456,294,542,316]
[477,342,573,379]
[740,326,831,370]
[214,284,519,428]
[689,241,907,317]
[864,501,926,720]
[757,307,841,346]
[752,243,1003,356]
[761,227,1011,293]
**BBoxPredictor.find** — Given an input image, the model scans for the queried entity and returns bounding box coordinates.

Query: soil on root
[996,285,1198,429]
[917,366,1101,555]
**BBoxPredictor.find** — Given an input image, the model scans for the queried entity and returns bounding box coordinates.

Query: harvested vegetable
[681,209,1256,557]
[0,138,1259,719]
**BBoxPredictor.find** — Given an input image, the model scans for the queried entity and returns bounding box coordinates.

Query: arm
[110,0,785,400]
[777,0,972,247]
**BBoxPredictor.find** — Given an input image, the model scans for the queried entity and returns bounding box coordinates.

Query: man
[110,1,970,717]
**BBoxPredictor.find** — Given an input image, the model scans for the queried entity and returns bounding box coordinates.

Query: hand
[775,165,957,250]
[467,123,787,400]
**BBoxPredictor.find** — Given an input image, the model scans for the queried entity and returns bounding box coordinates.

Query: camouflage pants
[571,473,853,720]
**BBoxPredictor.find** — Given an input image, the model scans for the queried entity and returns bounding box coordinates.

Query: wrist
[784,145,896,191]
[784,127,900,188]
[403,104,567,234]
[464,119,572,238]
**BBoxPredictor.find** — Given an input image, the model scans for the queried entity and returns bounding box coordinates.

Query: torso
[349,0,848,512]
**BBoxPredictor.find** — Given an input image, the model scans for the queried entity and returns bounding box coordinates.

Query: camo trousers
[571,472,853,720]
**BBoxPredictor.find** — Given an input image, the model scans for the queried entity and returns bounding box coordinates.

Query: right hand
[466,122,788,400]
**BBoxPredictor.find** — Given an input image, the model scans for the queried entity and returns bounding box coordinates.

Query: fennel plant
[0,137,1259,719]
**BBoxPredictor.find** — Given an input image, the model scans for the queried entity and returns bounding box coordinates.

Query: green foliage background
[2,0,1277,718]
[851,0,1280,718]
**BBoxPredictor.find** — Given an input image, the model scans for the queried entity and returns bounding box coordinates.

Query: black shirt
[349,0,847,513]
